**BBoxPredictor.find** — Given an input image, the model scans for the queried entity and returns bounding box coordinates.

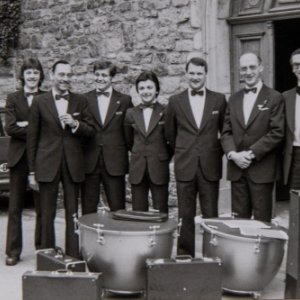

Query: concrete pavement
[0,195,289,300]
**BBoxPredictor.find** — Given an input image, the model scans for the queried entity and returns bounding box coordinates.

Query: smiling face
[23,68,41,91]
[137,79,157,103]
[186,63,206,91]
[94,68,112,91]
[291,54,300,84]
[51,63,72,93]
[239,53,264,88]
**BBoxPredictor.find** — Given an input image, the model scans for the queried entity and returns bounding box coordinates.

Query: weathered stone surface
[149,37,176,51]
[117,53,132,62]
[122,24,134,51]
[156,53,167,63]
[177,29,195,39]
[18,34,30,50]
[31,35,42,49]
[175,40,193,51]
[136,27,153,42]
[141,0,171,10]
[160,7,189,23]
[26,1,48,10]
[172,0,189,7]
[106,52,117,59]
[116,1,131,12]
[190,0,201,28]
[193,31,202,50]
[133,52,153,65]
[168,64,185,75]
[87,0,104,9]
[66,37,79,48]
[153,63,168,76]
[78,36,88,45]
[167,52,181,64]
[70,2,86,12]
[160,76,181,93]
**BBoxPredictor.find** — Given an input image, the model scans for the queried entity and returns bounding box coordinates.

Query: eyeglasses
[240,64,261,73]
[292,63,300,70]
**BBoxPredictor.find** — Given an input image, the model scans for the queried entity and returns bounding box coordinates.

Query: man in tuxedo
[283,48,300,190]
[164,57,227,256]
[81,61,132,214]
[5,58,45,266]
[27,60,95,258]
[221,52,285,222]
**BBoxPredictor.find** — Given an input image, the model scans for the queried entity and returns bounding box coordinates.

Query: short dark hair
[240,52,262,64]
[186,57,208,73]
[135,71,160,95]
[19,58,44,87]
[93,61,117,77]
[52,60,70,73]
[290,48,300,64]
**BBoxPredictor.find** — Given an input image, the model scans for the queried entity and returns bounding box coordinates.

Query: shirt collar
[24,87,38,94]
[52,88,69,99]
[188,87,206,96]
[245,80,263,94]
[96,86,113,95]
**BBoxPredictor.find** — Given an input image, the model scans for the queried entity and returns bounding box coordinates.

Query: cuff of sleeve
[29,172,35,175]
[71,120,79,133]
[227,151,235,160]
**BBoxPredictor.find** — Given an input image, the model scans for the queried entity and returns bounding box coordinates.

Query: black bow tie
[244,87,257,94]
[25,92,38,98]
[140,102,155,109]
[55,94,69,101]
[297,86,300,95]
[191,90,204,96]
[96,91,110,97]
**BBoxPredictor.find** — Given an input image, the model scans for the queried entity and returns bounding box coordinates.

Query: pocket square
[158,121,165,125]
[212,111,219,115]
[260,108,269,111]
[115,111,123,115]
[73,112,80,116]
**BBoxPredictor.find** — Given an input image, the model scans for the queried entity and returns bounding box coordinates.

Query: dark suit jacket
[83,89,132,176]
[283,87,297,185]
[164,88,227,182]
[124,102,172,185]
[221,84,285,183]
[5,89,45,168]
[27,91,95,183]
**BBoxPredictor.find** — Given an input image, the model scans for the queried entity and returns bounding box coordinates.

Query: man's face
[137,79,157,103]
[23,68,41,90]
[291,54,300,83]
[186,63,206,91]
[239,53,263,87]
[51,63,72,92]
[94,68,112,91]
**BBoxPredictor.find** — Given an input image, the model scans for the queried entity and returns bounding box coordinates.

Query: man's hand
[59,114,77,128]
[230,151,253,169]
[28,174,39,191]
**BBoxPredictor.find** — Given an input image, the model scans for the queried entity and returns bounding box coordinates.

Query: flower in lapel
[117,101,120,104]
[258,99,269,111]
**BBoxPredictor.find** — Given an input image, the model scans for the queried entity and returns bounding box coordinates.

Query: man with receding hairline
[221,52,285,222]
[27,60,95,258]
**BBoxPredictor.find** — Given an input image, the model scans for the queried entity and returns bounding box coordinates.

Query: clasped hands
[230,150,255,169]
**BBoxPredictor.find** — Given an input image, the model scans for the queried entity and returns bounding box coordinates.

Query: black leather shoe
[5,256,19,266]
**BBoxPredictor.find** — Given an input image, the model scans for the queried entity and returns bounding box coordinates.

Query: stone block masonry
[0,0,204,104]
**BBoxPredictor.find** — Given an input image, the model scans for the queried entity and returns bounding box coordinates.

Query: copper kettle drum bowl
[76,211,178,293]
[200,219,286,298]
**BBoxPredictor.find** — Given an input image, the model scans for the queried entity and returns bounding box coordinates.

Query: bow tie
[244,87,257,94]
[96,91,110,97]
[55,94,69,101]
[191,90,204,96]
[297,86,300,95]
[140,102,155,109]
[25,92,38,98]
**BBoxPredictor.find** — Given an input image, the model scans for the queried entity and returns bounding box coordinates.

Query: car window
[0,110,7,137]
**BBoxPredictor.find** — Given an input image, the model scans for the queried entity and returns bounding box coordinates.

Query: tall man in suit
[81,61,132,214]
[221,52,285,222]
[283,48,300,189]
[5,58,45,266]
[27,60,95,258]
[164,57,227,256]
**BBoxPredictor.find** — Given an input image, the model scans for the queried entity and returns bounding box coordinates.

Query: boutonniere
[258,99,269,111]
[116,101,120,104]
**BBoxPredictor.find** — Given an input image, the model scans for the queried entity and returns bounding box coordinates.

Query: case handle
[175,255,193,262]
[51,269,73,275]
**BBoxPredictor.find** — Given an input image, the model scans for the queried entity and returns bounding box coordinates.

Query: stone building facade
[0,0,231,106]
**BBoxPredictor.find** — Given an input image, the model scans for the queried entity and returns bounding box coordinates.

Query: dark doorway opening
[274,18,300,93]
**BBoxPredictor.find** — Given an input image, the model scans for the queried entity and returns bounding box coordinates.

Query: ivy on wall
[0,0,22,65]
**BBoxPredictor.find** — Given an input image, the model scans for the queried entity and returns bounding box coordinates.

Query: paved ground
[0,194,289,300]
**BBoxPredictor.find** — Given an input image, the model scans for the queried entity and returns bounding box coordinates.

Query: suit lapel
[234,91,246,128]
[246,84,269,128]
[67,92,78,116]
[132,107,146,137]
[43,91,63,129]
[89,90,103,126]
[103,90,121,128]
[14,90,29,119]
[177,90,198,130]
[286,88,296,133]
[199,89,217,133]
[146,103,164,136]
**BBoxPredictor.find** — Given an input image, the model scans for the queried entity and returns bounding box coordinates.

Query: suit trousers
[81,151,126,214]
[131,162,169,214]
[176,163,219,257]
[231,171,273,222]
[6,153,42,258]
[290,147,300,190]
[38,154,79,258]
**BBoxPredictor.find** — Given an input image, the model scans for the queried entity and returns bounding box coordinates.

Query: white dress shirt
[52,90,69,128]
[243,80,263,125]
[97,86,112,124]
[294,92,300,146]
[24,87,38,107]
[142,101,156,132]
[188,88,206,128]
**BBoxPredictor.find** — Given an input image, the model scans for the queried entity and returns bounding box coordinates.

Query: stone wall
[0,0,206,105]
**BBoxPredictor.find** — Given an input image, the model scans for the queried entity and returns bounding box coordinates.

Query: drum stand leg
[252,291,261,299]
